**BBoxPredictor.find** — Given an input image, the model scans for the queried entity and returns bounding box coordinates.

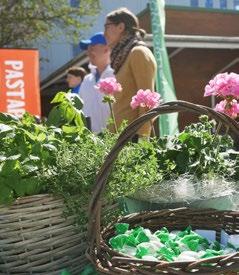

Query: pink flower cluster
[204,72,239,98]
[130,89,162,110]
[95,77,122,96]
[215,99,239,119]
[204,72,239,119]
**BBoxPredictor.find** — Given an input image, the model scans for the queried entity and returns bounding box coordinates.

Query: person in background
[79,32,114,134]
[104,7,157,138]
[66,66,87,94]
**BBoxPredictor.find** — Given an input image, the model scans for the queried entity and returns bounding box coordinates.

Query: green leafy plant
[47,92,86,130]
[154,116,236,180]
[0,113,59,204]
[38,129,161,227]
[0,91,89,204]
[107,139,161,201]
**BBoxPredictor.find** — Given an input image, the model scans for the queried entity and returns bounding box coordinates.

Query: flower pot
[122,193,239,214]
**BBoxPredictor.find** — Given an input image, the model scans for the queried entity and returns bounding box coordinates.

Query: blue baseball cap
[79,32,107,50]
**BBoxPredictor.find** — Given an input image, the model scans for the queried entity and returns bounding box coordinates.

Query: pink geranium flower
[95,77,122,96]
[215,99,239,119]
[130,89,162,110]
[95,77,122,134]
[204,72,239,98]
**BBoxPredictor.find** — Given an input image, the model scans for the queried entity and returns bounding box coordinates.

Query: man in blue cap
[79,32,114,134]
[79,32,108,51]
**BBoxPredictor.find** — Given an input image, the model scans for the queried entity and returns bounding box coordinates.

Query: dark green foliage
[0,92,87,204]
[0,113,58,204]
[107,139,161,201]
[154,116,236,180]
[47,92,86,130]
[39,129,160,226]
[0,0,100,47]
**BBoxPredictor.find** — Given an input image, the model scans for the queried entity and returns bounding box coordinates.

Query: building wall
[139,6,239,36]
[171,48,239,129]
[39,41,73,80]
[169,0,239,9]
[139,7,239,130]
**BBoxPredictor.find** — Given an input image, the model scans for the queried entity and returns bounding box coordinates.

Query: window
[220,0,227,9]
[234,0,239,9]
[190,0,199,7]
[205,0,213,8]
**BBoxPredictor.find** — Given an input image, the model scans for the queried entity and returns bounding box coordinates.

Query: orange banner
[0,49,41,117]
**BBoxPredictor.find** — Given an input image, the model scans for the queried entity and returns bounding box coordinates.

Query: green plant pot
[190,194,239,210]
[122,193,239,214]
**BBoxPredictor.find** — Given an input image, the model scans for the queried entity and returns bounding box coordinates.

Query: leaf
[22,164,39,176]
[7,176,23,196]
[65,93,84,110]
[42,143,57,152]
[21,112,36,124]
[74,110,86,128]
[178,132,190,142]
[51,92,67,104]
[7,154,21,160]
[1,159,21,176]
[36,132,47,142]
[50,127,62,135]
[0,124,13,134]
[0,112,19,123]
[0,178,14,204]
[175,151,189,173]
[22,129,37,141]
[31,143,43,156]
[189,160,200,168]
[62,125,80,134]
[46,107,63,127]
[227,149,239,156]
[64,106,75,123]
[21,155,40,164]
[0,156,7,162]
[14,177,40,197]
[205,155,216,162]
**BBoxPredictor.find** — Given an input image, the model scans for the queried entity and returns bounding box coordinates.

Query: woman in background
[104,7,157,137]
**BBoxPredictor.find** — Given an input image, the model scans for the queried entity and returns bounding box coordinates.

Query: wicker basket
[0,194,88,274]
[87,101,239,275]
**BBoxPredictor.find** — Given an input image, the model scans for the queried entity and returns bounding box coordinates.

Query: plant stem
[214,121,222,156]
[151,120,156,137]
[215,121,222,135]
[108,102,118,134]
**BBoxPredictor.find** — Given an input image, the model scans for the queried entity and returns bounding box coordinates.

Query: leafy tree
[0,0,100,47]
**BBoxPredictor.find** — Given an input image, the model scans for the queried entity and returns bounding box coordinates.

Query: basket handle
[88,100,239,251]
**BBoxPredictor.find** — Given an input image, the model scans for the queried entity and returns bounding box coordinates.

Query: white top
[80,64,114,134]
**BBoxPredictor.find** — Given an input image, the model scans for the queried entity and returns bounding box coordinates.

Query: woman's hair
[106,7,145,38]
[66,67,87,79]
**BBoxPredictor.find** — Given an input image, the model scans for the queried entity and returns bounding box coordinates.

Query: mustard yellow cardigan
[113,45,157,137]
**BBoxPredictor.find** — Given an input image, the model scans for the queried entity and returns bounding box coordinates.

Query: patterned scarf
[111,33,146,74]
